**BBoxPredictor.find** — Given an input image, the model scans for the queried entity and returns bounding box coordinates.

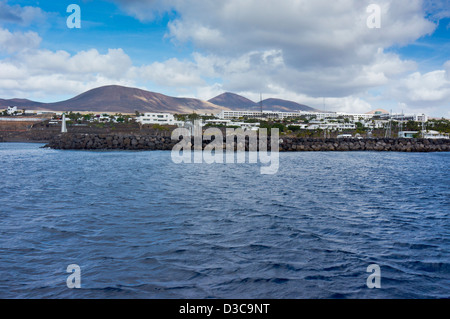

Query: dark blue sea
[0,143,449,299]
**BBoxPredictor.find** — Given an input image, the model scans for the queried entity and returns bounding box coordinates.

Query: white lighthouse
[61,113,67,133]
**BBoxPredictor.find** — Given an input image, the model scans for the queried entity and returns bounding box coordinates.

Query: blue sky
[0,0,449,117]
[1,1,181,61]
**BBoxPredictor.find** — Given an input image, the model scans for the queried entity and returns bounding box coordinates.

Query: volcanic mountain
[208,92,258,109]
[1,86,318,114]
[260,98,316,112]
[208,92,317,112]
[0,85,230,114]
[0,98,45,110]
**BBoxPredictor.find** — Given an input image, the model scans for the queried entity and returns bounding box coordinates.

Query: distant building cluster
[217,109,428,123]
[214,109,436,134]
[1,106,448,139]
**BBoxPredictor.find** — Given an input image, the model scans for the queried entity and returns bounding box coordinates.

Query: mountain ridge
[209,92,317,112]
[208,92,258,109]
[0,85,230,114]
[0,85,318,114]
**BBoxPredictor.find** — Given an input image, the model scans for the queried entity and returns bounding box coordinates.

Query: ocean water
[0,143,449,299]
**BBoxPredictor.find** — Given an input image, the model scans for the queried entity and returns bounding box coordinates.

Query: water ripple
[0,143,449,298]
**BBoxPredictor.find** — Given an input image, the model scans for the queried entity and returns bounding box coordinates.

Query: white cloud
[1,0,449,116]
[0,28,41,53]
[15,48,133,78]
[423,0,450,20]
[109,1,441,99]
[136,57,205,87]
[115,0,435,57]
[390,62,450,108]
[0,42,135,100]
[0,1,46,26]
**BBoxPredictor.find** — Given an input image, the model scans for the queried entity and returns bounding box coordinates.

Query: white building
[136,113,178,125]
[363,120,389,129]
[307,122,356,131]
[416,114,428,122]
[422,130,449,139]
[399,130,449,139]
[298,111,337,120]
[24,110,55,115]
[337,134,353,139]
[217,110,307,120]
[335,112,374,121]
[391,113,428,122]
[398,131,419,138]
[7,106,18,115]
[205,119,260,131]
[233,122,260,131]
[205,119,232,126]
[217,109,431,126]
[218,110,258,119]
[98,114,112,122]
[299,111,374,121]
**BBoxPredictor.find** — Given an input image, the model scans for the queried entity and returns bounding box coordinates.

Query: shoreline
[0,139,49,144]
[42,133,450,153]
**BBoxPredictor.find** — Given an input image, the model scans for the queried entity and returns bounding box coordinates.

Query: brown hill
[261,98,316,112]
[1,86,317,114]
[0,98,45,110]
[0,85,229,114]
[208,93,317,112]
[208,92,257,109]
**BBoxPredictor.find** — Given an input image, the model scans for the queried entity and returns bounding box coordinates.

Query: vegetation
[151,124,170,131]
[174,114,187,121]
[259,121,286,132]
[200,114,216,121]
[188,113,201,122]
[405,120,421,131]
[174,112,216,122]
[67,111,82,121]
[287,125,302,132]
[243,119,260,123]
[428,119,450,133]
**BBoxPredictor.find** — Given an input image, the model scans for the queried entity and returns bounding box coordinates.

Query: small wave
[408,261,450,273]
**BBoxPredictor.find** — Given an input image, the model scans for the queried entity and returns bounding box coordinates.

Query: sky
[0,0,449,117]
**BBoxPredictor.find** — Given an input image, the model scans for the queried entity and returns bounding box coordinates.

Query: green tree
[287,125,301,132]
[188,113,200,121]
[174,114,187,121]
[406,120,420,131]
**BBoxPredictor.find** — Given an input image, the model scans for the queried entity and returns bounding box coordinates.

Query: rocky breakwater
[45,133,177,150]
[44,133,450,152]
[280,138,450,152]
